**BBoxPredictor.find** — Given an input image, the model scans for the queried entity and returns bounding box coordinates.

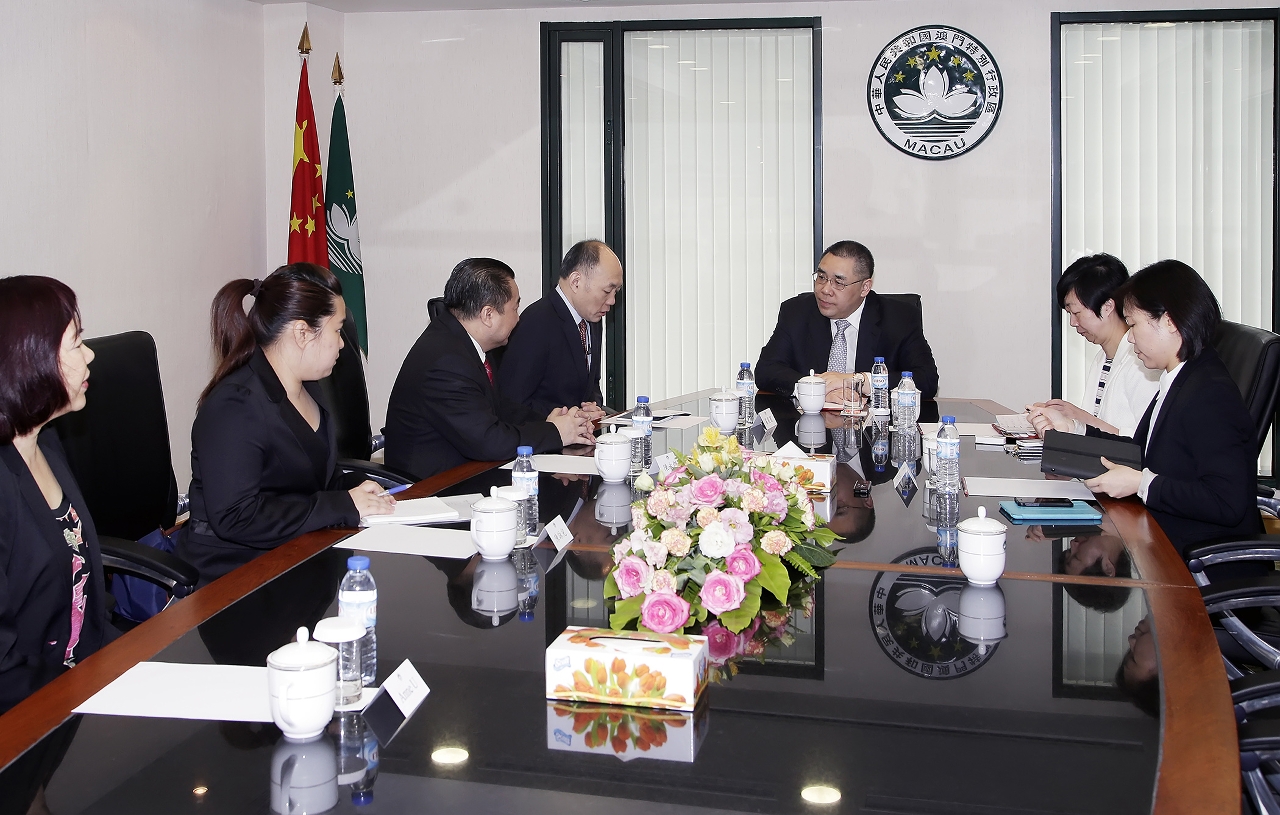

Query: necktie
[831,425,852,463]
[483,359,494,385]
[828,319,850,374]
[577,320,590,371]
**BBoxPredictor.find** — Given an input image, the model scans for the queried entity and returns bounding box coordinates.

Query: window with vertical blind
[1053,11,1279,474]
[541,19,821,409]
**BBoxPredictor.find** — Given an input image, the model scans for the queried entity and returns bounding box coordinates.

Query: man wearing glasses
[756,240,939,400]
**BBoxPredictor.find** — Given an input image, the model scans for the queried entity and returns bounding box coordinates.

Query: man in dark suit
[498,240,622,420]
[756,240,939,400]
[384,258,594,479]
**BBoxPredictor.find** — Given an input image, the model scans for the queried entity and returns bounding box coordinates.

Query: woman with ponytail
[177,263,394,586]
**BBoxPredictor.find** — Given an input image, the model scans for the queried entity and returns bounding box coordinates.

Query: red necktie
[484,359,494,384]
[578,320,590,371]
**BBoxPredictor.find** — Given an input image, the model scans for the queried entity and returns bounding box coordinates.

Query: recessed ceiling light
[570,598,598,609]
[801,785,841,804]
[432,747,469,764]
[192,786,209,797]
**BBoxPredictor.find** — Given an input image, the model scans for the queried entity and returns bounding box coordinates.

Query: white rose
[697,520,736,558]
[697,452,717,472]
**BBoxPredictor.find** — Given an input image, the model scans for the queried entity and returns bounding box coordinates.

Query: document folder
[1040,429,1142,480]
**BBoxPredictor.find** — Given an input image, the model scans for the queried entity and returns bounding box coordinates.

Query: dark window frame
[541,18,823,409]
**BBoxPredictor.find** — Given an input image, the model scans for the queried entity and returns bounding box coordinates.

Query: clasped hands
[814,371,871,401]
[549,403,598,446]
[1024,403,1143,499]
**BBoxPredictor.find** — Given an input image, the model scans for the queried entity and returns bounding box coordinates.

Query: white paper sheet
[919,422,1005,444]
[345,524,478,559]
[962,477,1095,500]
[360,496,459,526]
[600,413,707,431]
[75,662,272,721]
[500,454,599,475]
[995,414,1037,434]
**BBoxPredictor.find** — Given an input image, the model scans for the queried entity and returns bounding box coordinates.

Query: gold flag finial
[332,53,344,85]
[298,23,312,55]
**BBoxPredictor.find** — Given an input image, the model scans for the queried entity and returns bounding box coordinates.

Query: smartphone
[1014,497,1074,508]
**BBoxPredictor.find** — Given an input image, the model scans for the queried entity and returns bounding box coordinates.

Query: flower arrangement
[605,427,838,636]
[701,589,815,681]
[550,701,691,756]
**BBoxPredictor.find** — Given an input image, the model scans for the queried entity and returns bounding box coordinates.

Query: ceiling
[253,0,809,12]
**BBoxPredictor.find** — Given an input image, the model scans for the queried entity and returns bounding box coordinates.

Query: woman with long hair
[1030,259,1261,552]
[177,263,394,585]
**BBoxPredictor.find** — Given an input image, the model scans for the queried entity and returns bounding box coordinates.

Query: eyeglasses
[813,270,868,291]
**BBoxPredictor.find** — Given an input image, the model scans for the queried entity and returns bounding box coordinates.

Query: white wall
[0,0,266,487]
[343,0,1267,430]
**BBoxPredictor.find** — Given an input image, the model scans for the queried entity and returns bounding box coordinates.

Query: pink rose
[660,527,692,558]
[614,555,653,598]
[751,470,783,494]
[642,537,669,569]
[665,504,693,527]
[700,569,746,615]
[765,491,789,516]
[641,591,690,633]
[662,466,687,486]
[702,621,740,663]
[689,474,726,507]
[650,569,677,594]
[760,530,793,556]
[612,540,631,563]
[724,545,762,583]
[718,508,753,544]
[741,487,767,513]
[696,507,720,528]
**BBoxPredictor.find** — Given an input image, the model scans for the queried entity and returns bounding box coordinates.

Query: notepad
[500,454,599,476]
[962,476,1094,501]
[918,422,1007,446]
[360,496,459,526]
[344,524,478,559]
[75,662,273,721]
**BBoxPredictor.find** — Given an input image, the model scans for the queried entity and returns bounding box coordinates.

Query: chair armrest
[337,459,417,490]
[1230,670,1280,722]
[99,535,199,598]
[1201,574,1280,610]
[1239,717,1280,753]
[371,434,385,453]
[1186,536,1280,577]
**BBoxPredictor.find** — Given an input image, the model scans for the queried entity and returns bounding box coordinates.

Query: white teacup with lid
[267,627,338,741]
[471,492,519,560]
[594,429,631,483]
[956,505,1007,586]
[709,391,740,432]
[270,732,338,814]
[795,370,827,414]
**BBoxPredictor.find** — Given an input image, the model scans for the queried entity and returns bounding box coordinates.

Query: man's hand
[1026,405,1072,436]
[816,370,867,398]
[1030,399,1091,425]
[1084,457,1143,499]
[548,406,595,447]
[579,401,607,422]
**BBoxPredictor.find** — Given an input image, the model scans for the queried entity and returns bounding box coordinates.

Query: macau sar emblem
[868,548,1001,679]
[867,26,1002,160]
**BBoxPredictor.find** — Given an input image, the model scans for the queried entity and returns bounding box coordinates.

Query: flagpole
[332,53,344,98]
[298,22,311,59]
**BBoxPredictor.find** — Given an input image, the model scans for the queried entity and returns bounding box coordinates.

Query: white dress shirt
[1137,361,1186,502]
[556,284,591,368]
[828,300,867,374]
[1079,331,1161,437]
[468,334,486,365]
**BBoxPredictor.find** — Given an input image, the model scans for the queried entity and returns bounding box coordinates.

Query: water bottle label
[339,590,377,628]
[513,470,539,497]
[938,438,960,460]
[872,373,889,389]
[634,417,653,437]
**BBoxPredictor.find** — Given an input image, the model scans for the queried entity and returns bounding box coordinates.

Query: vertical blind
[624,29,814,403]
[1060,21,1274,463]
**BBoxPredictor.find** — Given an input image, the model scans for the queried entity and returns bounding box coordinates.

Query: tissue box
[773,452,835,493]
[545,627,708,712]
[545,697,709,763]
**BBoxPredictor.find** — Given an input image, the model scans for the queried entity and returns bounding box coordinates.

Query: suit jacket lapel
[806,299,832,376]
[551,290,590,388]
[250,351,328,487]
[853,293,882,374]
[1146,358,1196,452]
[589,318,604,399]
[0,443,71,583]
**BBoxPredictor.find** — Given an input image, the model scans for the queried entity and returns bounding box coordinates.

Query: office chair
[1228,670,1280,814]
[879,293,924,323]
[48,331,198,616]
[318,313,417,490]
[1214,320,1280,456]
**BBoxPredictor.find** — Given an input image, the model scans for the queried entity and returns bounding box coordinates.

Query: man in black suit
[498,240,623,420]
[756,240,939,400]
[384,258,594,479]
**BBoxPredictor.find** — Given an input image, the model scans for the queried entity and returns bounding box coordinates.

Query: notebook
[997,500,1102,524]
[1040,430,1142,480]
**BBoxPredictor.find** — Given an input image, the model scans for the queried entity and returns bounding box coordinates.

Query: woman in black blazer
[1031,260,1261,553]
[177,264,395,586]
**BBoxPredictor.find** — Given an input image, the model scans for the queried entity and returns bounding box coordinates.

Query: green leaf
[715,582,762,633]
[784,550,819,579]
[682,581,700,605]
[610,595,643,630]
[754,549,791,605]
[603,571,620,599]
[792,541,838,569]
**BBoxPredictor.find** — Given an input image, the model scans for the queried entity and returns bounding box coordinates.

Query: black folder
[1040,429,1142,480]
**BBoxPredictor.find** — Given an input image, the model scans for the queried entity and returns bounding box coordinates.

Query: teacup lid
[798,369,825,385]
[957,505,1006,535]
[710,391,739,402]
[618,427,643,439]
[472,494,517,514]
[313,616,365,644]
[267,627,337,671]
[597,431,629,444]
[493,485,527,500]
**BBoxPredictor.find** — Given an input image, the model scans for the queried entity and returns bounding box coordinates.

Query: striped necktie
[578,320,590,371]
[828,319,850,374]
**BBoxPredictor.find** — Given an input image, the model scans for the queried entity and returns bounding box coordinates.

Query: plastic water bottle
[871,357,890,417]
[513,547,540,622]
[936,416,961,495]
[735,362,755,426]
[338,556,377,686]
[935,491,960,567]
[871,421,889,473]
[512,446,540,539]
[895,372,919,431]
[633,396,653,469]
[352,716,379,806]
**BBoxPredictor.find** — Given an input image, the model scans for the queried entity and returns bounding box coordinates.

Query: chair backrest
[878,293,924,323]
[50,331,178,540]
[317,313,374,460]
[1213,319,1280,454]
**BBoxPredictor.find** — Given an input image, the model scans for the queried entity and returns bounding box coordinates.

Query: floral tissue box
[545,627,708,712]
[545,697,710,763]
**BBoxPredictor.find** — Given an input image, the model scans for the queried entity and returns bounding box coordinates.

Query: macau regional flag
[325,92,368,355]
[288,58,327,267]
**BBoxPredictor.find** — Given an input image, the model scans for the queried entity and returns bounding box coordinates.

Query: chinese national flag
[288,59,327,266]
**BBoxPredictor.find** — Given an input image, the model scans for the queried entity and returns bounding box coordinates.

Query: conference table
[0,391,1235,814]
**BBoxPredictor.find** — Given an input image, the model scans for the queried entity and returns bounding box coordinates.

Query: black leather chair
[48,331,198,610]
[1214,319,1280,456]
[319,314,416,489]
[879,293,923,323]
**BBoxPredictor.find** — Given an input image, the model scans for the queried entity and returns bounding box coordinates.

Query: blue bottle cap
[347,555,370,571]
[941,416,955,424]
[519,610,534,622]
[637,396,649,403]
[353,790,373,806]
[516,445,533,456]
[902,371,913,377]
[740,362,750,368]
[874,356,885,363]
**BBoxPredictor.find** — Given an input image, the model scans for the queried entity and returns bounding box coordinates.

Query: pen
[377,484,411,497]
